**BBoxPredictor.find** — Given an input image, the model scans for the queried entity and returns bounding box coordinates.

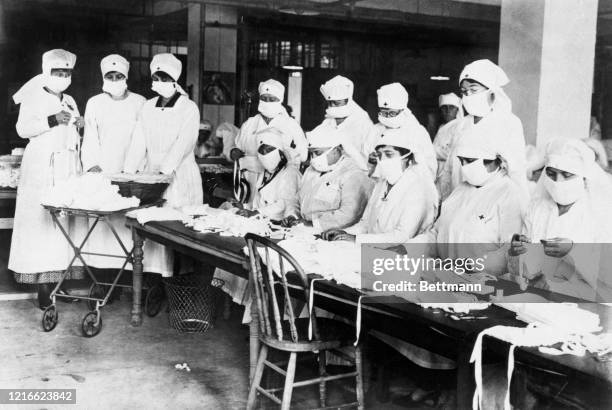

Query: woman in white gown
[123,53,203,276]
[509,138,612,301]
[9,49,85,308]
[81,54,146,271]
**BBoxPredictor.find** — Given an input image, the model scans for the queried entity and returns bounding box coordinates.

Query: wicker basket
[111,180,169,205]
[164,275,224,333]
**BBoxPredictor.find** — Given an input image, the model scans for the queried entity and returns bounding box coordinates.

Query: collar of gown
[155,92,180,108]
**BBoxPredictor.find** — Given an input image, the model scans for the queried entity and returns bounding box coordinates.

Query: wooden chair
[245,233,364,410]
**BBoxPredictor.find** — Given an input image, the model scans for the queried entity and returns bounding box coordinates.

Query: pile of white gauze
[42,173,139,211]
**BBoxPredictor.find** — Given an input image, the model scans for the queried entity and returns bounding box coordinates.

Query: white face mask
[461,158,497,187]
[151,81,176,98]
[462,90,492,118]
[46,75,71,93]
[543,174,585,206]
[258,101,283,119]
[258,149,281,173]
[377,153,409,185]
[378,112,404,129]
[103,78,127,98]
[310,148,336,173]
[326,104,351,119]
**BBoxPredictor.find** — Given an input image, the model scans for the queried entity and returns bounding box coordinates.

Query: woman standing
[123,53,203,276]
[10,49,85,308]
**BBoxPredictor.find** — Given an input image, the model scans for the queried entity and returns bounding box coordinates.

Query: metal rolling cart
[40,202,164,337]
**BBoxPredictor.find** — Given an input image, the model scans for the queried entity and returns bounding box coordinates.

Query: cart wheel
[145,284,165,317]
[82,311,103,337]
[87,283,106,311]
[41,305,58,332]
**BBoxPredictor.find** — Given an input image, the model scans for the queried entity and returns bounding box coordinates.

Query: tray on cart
[42,199,165,216]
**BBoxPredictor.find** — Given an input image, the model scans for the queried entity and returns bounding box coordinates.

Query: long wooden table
[127,219,612,408]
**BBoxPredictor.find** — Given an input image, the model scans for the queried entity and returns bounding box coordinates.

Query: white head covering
[438,93,461,108]
[525,145,545,179]
[376,127,417,153]
[545,138,595,177]
[459,59,509,90]
[256,127,285,151]
[150,53,187,96]
[455,132,498,161]
[582,137,609,170]
[13,49,77,105]
[258,79,285,102]
[459,59,512,113]
[320,75,354,101]
[377,83,408,110]
[150,53,182,81]
[307,126,342,149]
[101,54,129,77]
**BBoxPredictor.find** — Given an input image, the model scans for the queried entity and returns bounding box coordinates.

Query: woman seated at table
[408,130,527,275]
[214,128,300,317]
[231,127,300,220]
[509,138,612,301]
[321,126,439,243]
[281,126,373,232]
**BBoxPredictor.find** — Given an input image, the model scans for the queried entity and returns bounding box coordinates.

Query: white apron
[9,90,85,279]
[123,94,203,276]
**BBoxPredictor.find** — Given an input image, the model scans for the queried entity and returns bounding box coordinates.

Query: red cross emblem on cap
[384,102,388,107]
[112,62,116,65]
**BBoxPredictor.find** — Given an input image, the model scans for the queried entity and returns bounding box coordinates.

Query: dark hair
[152,71,174,81]
[483,157,502,168]
[460,78,488,89]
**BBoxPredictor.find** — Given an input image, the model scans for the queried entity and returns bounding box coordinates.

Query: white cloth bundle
[258,236,362,289]
[471,301,605,410]
[126,206,184,225]
[184,211,272,237]
[41,173,139,211]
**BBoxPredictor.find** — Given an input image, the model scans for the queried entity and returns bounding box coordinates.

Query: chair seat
[260,317,357,352]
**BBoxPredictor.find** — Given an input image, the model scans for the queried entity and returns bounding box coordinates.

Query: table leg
[456,341,475,410]
[131,229,144,327]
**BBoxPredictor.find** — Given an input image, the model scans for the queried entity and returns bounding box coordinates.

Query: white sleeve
[160,103,200,175]
[256,169,300,219]
[355,201,427,244]
[81,98,101,171]
[123,111,146,173]
[15,99,52,139]
[417,126,438,179]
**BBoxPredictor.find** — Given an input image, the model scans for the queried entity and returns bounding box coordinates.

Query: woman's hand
[333,233,356,242]
[542,238,573,258]
[230,148,245,161]
[236,209,258,218]
[321,229,346,241]
[281,215,302,228]
[54,110,71,126]
[88,166,102,173]
[74,116,85,129]
[509,234,529,256]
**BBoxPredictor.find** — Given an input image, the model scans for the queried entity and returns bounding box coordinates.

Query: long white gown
[124,93,203,276]
[9,89,84,283]
[81,91,146,270]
